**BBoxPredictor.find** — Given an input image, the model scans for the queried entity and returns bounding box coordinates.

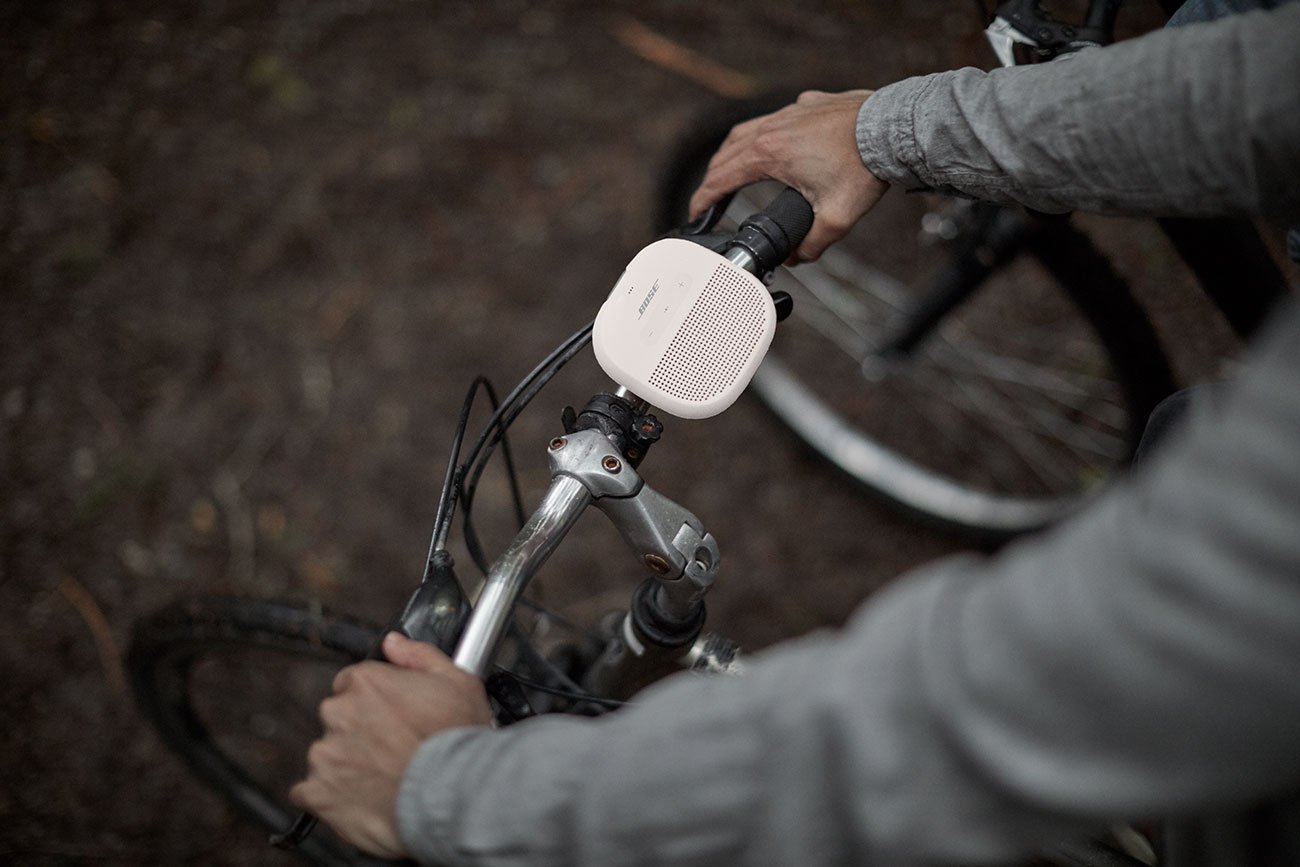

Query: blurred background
[1,1,1251,863]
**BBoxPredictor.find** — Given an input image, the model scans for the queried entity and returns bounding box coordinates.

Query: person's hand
[689,89,889,263]
[289,631,492,858]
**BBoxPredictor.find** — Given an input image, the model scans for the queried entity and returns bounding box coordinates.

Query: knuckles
[319,695,349,730]
[334,660,385,695]
[331,664,355,694]
[307,738,335,771]
[751,128,783,161]
[288,780,312,810]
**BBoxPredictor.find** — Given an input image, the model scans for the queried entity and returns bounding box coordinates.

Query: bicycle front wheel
[757,196,1174,536]
[128,596,384,866]
[660,98,1175,537]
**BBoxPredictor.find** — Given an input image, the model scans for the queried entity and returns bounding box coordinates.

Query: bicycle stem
[450,423,723,685]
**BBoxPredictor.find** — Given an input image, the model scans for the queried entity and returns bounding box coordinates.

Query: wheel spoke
[925,341,1129,441]
[906,359,1126,473]
[937,371,1086,490]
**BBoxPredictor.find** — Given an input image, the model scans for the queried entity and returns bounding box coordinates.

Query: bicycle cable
[423,319,594,576]
[418,319,617,712]
[494,663,628,711]
[426,376,515,569]
[459,320,595,574]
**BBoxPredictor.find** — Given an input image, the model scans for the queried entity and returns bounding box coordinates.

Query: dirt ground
[0,2,1254,864]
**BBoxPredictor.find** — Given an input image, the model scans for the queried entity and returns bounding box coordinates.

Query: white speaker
[593,238,776,419]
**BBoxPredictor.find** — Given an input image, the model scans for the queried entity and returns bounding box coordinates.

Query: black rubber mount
[568,393,663,467]
[629,577,705,649]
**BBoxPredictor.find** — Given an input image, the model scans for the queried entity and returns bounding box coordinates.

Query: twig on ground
[610,16,759,99]
[56,574,129,700]
[214,467,257,587]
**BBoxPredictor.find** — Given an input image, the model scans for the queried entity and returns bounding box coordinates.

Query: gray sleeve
[395,298,1300,867]
[855,4,1300,221]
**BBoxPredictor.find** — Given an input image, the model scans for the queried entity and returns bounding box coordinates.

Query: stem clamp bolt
[549,437,567,451]
[602,455,622,473]
[643,553,672,574]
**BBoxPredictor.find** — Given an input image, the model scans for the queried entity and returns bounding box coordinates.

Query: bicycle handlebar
[276,188,813,855]
[727,186,815,272]
[752,186,816,261]
[452,474,592,678]
[450,190,814,679]
[678,185,815,275]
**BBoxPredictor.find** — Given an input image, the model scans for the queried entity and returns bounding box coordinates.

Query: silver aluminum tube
[612,385,650,416]
[724,245,758,273]
[452,474,592,679]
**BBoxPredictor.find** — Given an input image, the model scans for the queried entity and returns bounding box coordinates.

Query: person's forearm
[857,4,1300,220]
[398,300,1300,866]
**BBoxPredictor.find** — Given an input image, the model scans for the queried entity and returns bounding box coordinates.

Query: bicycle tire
[659,94,1176,538]
[1156,215,1289,340]
[129,596,388,866]
[131,595,1148,867]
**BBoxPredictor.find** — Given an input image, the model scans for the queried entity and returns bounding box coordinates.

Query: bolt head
[549,437,567,450]
[643,553,672,574]
[602,455,622,473]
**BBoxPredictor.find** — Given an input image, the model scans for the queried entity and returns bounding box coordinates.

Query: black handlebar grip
[764,187,815,256]
[731,186,815,275]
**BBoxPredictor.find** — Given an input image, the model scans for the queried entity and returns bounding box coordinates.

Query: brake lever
[664,229,732,254]
[679,191,735,236]
[271,553,469,853]
[659,191,736,254]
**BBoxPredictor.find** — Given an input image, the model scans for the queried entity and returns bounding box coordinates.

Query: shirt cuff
[396,726,494,867]
[855,75,942,191]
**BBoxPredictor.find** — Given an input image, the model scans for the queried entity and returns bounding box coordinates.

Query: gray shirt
[856,6,1300,222]
[398,7,1300,865]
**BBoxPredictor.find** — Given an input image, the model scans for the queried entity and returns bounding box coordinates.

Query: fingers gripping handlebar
[679,186,815,275]
[734,186,816,269]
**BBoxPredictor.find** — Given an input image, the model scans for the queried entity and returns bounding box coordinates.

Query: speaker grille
[648,265,768,404]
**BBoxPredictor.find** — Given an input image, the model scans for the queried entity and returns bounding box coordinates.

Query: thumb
[382,631,454,674]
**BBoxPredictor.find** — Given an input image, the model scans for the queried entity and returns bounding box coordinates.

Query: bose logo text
[638,281,659,317]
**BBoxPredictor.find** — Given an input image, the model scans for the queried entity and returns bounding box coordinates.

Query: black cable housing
[459,321,594,574]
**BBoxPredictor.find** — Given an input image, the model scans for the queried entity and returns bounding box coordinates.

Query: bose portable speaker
[593,238,776,419]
